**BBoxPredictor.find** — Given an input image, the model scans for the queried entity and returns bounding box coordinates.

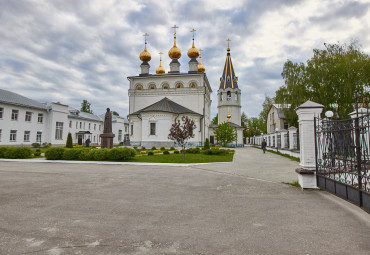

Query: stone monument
[100,108,115,149]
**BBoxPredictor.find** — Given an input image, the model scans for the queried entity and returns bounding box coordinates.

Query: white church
[127,26,244,147]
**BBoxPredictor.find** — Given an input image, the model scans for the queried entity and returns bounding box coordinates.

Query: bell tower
[218,39,241,125]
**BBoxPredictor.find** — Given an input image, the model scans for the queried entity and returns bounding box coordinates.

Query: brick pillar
[288,126,297,150]
[295,100,324,189]
[280,129,287,149]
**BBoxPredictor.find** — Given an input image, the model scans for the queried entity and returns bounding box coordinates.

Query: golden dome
[139,33,151,62]
[156,52,165,74]
[198,49,205,73]
[188,29,199,58]
[169,24,181,59]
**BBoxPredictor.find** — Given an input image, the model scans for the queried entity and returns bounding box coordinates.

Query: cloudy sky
[1,0,369,118]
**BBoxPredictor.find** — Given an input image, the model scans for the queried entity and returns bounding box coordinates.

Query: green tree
[66,132,73,148]
[211,114,218,125]
[241,112,248,127]
[258,95,274,134]
[80,100,93,114]
[204,138,210,150]
[112,111,119,116]
[214,122,237,146]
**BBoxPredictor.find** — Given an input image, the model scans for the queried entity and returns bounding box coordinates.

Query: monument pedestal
[100,133,115,149]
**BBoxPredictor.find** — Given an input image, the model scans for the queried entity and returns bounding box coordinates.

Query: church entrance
[210,136,214,145]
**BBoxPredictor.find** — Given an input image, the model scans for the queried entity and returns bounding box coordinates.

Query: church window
[150,123,156,135]
[162,83,169,89]
[227,75,230,82]
[148,84,156,89]
[135,84,143,90]
[189,82,197,88]
[227,91,231,101]
[131,125,133,136]
[175,82,183,88]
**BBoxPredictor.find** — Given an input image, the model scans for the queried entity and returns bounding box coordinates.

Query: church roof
[219,49,238,90]
[0,88,47,110]
[209,122,244,129]
[130,97,200,116]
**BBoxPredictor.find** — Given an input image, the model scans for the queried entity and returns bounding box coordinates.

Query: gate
[315,113,370,212]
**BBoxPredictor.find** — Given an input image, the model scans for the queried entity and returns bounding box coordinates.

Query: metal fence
[315,114,370,212]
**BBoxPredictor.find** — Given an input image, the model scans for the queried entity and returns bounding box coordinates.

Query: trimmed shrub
[33,149,41,157]
[204,138,210,150]
[66,132,73,148]
[4,147,33,159]
[45,147,65,160]
[91,149,109,161]
[141,146,146,150]
[107,147,136,161]
[151,146,157,150]
[0,147,8,158]
[133,146,138,149]
[170,146,175,150]
[160,147,166,151]
[163,150,170,155]
[148,151,154,156]
[202,147,230,155]
[174,150,179,154]
[32,143,40,148]
[186,147,200,154]
[62,149,83,160]
[140,150,147,154]
[153,150,161,153]
[79,149,94,161]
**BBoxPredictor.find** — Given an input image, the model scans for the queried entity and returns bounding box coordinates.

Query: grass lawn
[127,152,234,163]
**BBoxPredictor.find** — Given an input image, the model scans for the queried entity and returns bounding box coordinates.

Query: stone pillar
[140,62,150,76]
[288,126,297,150]
[188,58,198,73]
[169,59,180,73]
[295,100,324,189]
[280,129,287,149]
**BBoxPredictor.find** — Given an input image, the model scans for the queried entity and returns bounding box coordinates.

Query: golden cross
[172,25,179,36]
[159,52,163,61]
[190,28,196,39]
[199,48,203,56]
[226,38,231,48]
[143,32,149,43]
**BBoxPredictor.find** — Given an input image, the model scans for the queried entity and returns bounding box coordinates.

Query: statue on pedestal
[100,108,115,149]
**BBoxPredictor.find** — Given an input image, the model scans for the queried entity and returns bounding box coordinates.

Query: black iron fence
[315,113,370,212]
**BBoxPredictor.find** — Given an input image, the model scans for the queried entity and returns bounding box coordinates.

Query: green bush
[45,147,65,160]
[0,147,8,158]
[202,147,229,155]
[33,149,41,156]
[79,149,94,161]
[170,146,175,150]
[3,147,33,159]
[133,146,138,149]
[174,150,179,154]
[151,146,157,150]
[107,147,136,161]
[148,151,154,156]
[160,146,166,151]
[163,150,170,155]
[91,149,109,161]
[186,147,200,154]
[66,132,73,148]
[32,143,40,148]
[62,149,83,160]
[204,138,210,150]
[141,146,146,150]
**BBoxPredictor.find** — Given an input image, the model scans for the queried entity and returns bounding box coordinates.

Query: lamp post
[38,130,42,147]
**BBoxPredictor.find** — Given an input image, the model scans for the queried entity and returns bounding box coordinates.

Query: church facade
[127,27,243,147]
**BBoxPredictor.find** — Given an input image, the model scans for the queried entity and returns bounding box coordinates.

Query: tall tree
[80,100,93,114]
[214,122,237,146]
[211,114,218,125]
[258,95,274,134]
[168,116,196,158]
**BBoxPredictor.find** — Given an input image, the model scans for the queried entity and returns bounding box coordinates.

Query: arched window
[148,84,156,89]
[227,91,231,101]
[162,83,169,89]
[235,92,238,101]
[189,82,197,88]
[227,75,230,82]
[175,82,183,88]
[135,84,143,90]
[220,93,223,101]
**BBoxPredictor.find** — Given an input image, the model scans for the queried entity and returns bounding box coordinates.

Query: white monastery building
[127,27,244,147]
[0,89,129,146]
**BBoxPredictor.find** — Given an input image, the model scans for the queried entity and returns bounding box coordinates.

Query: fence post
[295,101,324,189]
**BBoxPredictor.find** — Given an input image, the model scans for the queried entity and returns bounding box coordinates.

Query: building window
[88,123,91,130]
[162,83,169,89]
[227,91,231,101]
[83,122,85,129]
[38,113,43,123]
[175,82,183,88]
[189,82,197,88]
[131,125,133,136]
[76,121,78,129]
[69,121,72,128]
[125,126,128,133]
[99,125,101,131]
[0,129,2,142]
[11,110,18,120]
[284,122,289,130]
[24,131,30,142]
[25,111,32,122]
[93,136,95,142]
[118,130,122,141]
[10,130,17,141]
[80,122,82,129]
[55,122,63,140]
[36,131,42,143]
[94,124,96,131]
[135,84,143,90]
[0,107,3,119]
[148,84,156,89]
[150,123,156,135]
[235,92,238,101]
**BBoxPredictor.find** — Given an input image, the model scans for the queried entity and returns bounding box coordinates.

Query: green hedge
[186,147,201,154]
[163,150,170,155]
[46,147,136,161]
[0,147,33,159]
[202,147,230,155]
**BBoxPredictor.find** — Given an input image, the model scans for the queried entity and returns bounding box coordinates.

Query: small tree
[214,122,237,146]
[80,99,93,114]
[66,132,73,148]
[112,111,119,116]
[204,138,210,150]
[168,116,196,158]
